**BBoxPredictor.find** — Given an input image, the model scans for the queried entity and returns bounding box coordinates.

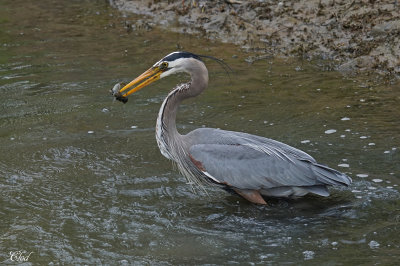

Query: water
[1,0,399,264]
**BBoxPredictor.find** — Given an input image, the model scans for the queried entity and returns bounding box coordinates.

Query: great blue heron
[112,51,351,204]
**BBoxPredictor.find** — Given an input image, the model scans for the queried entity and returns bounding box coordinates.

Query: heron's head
[112,51,204,103]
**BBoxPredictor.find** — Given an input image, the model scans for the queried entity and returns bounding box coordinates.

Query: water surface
[1,0,399,264]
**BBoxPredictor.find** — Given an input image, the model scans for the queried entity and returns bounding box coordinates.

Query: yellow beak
[113,66,163,102]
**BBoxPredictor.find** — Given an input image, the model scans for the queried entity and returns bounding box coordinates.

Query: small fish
[110,82,128,103]
[110,82,121,95]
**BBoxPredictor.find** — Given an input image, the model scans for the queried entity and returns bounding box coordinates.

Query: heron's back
[183,128,351,198]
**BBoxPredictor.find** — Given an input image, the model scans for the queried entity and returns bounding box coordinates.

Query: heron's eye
[160,62,168,70]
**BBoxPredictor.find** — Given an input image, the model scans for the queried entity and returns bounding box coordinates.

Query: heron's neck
[156,65,208,159]
[157,85,186,139]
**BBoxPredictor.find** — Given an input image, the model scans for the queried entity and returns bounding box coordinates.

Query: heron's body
[113,51,351,204]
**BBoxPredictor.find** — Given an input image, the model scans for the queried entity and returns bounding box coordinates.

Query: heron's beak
[113,66,162,102]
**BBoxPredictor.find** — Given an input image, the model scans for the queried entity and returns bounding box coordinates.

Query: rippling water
[1,0,399,264]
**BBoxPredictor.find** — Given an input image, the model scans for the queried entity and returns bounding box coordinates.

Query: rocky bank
[110,0,400,78]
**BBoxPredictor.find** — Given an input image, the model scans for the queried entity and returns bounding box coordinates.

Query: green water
[1,0,399,264]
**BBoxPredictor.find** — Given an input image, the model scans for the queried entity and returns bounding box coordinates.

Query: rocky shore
[110,0,399,78]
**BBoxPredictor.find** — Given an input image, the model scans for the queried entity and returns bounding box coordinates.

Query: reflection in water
[0,0,399,265]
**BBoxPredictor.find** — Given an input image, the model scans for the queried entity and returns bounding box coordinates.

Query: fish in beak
[111,66,164,103]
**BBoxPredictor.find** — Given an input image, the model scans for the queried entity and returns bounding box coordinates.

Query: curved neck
[157,85,187,139]
[156,60,208,158]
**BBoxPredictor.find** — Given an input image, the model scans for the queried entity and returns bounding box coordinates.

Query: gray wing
[187,129,351,191]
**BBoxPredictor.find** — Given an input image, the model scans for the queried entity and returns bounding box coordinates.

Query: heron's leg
[232,188,267,205]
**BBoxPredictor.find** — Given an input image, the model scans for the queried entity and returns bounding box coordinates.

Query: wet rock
[338,56,376,72]
[371,21,400,36]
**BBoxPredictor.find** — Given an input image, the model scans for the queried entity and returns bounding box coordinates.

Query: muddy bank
[110,0,399,78]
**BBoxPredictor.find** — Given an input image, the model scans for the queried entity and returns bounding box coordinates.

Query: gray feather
[185,128,351,197]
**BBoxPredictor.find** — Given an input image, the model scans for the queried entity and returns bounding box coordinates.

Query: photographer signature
[9,250,33,262]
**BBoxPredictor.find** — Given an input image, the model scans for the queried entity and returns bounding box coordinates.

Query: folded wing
[189,142,351,195]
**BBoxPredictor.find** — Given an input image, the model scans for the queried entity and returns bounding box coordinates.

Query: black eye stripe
[162,51,202,62]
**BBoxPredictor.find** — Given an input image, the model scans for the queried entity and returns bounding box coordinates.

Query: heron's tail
[312,163,352,186]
